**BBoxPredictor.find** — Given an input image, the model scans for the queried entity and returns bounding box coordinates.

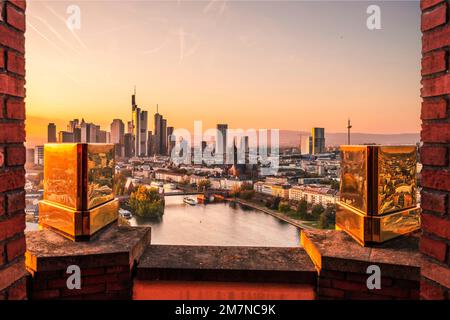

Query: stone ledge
[25,225,151,272]
[137,245,317,284]
[301,229,422,281]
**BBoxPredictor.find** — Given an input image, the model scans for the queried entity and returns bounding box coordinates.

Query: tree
[114,172,127,196]
[278,201,290,213]
[230,184,241,197]
[198,179,211,191]
[296,199,308,220]
[318,205,336,229]
[240,182,253,191]
[129,186,164,218]
[240,190,255,200]
[311,204,325,220]
[269,197,281,210]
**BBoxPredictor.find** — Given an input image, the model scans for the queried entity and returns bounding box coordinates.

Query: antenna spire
[347,118,352,145]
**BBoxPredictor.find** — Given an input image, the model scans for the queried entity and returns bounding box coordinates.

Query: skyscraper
[216,124,228,163]
[311,127,325,154]
[111,119,125,158]
[131,89,148,157]
[58,131,74,143]
[153,106,167,155]
[167,126,174,156]
[110,119,124,144]
[47,123,57,143]
[124,133,134,158]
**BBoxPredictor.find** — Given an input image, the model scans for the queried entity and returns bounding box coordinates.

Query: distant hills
[279,130,420,148]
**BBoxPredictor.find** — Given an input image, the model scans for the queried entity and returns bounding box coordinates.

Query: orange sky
[25,1,422,147]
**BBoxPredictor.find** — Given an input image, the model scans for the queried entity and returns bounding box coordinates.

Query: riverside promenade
[229,198,315,230]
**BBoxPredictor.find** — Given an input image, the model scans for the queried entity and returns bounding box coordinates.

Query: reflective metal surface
[87,144,115,209]
[339,146,368,213]
[377,146,417,215]
[337,145,420,246]
[39,143,118,241]
[336,202,421,246]
[43,144,82,210]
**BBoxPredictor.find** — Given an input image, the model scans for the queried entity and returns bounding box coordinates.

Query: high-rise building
[167,126,174,156]
[311,127,325,154]
[26,148,34,164]
[47,123,57,143]
[147,131,154,156]
[139,111,148,157]
[216,124,228,163]
[111,119,125,158]
[131,90,149,157]
[124,133,134,158]
[96,129,108,143]
[73,127,81,142]
[34,145,44,165]
[67,119,79,133]
[58,131,74,143]
[300,135,310,155]
[153,108,167,155]
[161,118,167,155]
[110,119,125,145]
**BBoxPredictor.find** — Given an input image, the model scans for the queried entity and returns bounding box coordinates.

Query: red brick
[331,279,368,292]
[318,278,331,288]
[349,291,392,300]
[6,99,25,120]
[421,0,446,11]
[7,277,26,300]
[8,0,26,11]
[81,267,105,276]
[6,3,25,31]
[421,190,448,214]
[6,51,25,76]
[420,146,448,166]
[319,269,345,280]
[0,48,4,69]
[106,265,129,274]
[372,286,411,299]
[0,168,25,193]
[421,169,450,191]
[422,212,450,240]
[6,236,26,262]
[421,123,450,143]
[0,213,25,241]
[61,283,105,297]
[421,98,447,120]
[0,24,24,53]
[421,4,447,31]
[420,234,448,261]
[0,194,5,216]
[32,289,60,300]
[47,278,68,289]
[6,146,25,166]
[0,258,26,292]
[0,123,25,143]
[345,273,393,287]
[420,279,446,300]
[319,287,345,299]
[0,73,25,97]
[423,24,450,53]
[422,73,450,97]
[422,50,447,76]
[0,245,5,266]
[0,147,4,167]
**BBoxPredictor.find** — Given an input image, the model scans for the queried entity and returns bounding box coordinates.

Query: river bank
[228,198,315,230]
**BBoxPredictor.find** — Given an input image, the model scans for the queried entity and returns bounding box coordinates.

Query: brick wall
[420,0,450,300]
[0,0,27,300]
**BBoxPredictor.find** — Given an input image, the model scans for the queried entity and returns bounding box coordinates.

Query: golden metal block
[40,143,117,241]
[43,143,115,211]
[337,145,420,246]
[340,145,417,216]
[336,202,421,246]
[39,198,119,241]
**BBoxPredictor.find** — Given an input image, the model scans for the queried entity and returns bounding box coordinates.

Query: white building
[289,185,337,206]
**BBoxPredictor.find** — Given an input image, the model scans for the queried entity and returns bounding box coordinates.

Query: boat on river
[183,197,197,205]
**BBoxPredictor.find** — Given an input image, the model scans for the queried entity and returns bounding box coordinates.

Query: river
[128,195,300,247]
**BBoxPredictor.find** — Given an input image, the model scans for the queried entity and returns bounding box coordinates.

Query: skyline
[25,1,421,147]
